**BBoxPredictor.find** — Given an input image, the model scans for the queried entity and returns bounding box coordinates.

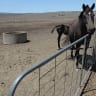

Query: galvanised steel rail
[8,34,89,96]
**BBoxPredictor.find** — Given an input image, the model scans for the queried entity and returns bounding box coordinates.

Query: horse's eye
[91,14,95,17]
[91,12,95,16]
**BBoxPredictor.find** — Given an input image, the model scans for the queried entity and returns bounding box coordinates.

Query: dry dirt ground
[0,12,96,96]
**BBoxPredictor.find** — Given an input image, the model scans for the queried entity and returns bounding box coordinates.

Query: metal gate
[8,34,95,96]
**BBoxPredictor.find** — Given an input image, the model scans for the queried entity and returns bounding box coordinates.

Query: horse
[67,3,95,68]
[51,3,95,69]
[51,24,69,49]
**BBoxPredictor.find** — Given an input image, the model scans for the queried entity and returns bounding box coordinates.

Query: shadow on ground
[71,54,96,72]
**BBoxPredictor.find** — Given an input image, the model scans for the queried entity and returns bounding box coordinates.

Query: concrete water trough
[2,31,27,44]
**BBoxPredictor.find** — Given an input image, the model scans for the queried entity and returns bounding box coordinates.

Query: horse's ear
[91,3,95,10]
[82,4,86,10]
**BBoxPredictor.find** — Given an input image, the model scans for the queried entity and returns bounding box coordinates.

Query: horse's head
[79,3,95,34]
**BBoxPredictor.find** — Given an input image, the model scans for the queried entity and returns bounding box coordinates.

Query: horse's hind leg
[58,33,62,49]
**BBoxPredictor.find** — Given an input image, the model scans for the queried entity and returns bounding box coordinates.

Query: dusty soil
[0,12,96,96]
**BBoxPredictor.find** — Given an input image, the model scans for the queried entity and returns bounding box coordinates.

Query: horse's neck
[69,19,87,37]
[79,20,87,35]
[69,19,81,31]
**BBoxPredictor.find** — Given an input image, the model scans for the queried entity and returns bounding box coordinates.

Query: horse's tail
[51,25,63,33]
[51,26,57,33]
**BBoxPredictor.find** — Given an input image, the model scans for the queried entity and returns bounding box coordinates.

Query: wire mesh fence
[8,33,95,96]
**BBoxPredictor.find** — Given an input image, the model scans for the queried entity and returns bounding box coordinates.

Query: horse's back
[68,19,82,42]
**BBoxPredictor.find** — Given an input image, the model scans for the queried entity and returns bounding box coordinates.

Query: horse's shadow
[78,54,96,72]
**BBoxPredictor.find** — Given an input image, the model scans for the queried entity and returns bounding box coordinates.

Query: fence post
[39,68,41,96]
[80,37,87,86]
[53,57,57,96]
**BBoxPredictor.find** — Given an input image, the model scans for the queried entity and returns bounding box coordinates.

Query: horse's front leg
[76,49,79,69]
[75,46,80,69]
[71,46,74,59]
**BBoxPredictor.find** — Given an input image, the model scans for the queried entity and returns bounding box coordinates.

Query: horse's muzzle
[88,28,95,34]
[89,28,95,32]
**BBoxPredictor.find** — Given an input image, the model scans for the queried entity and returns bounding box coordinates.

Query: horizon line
[0,11,85,14]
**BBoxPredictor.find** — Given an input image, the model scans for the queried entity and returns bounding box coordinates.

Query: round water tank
[3,31,27,44]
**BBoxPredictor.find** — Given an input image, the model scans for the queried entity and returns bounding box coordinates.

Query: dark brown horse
[51,24,69,49]
[68,3,95,68]
[51,3,95,68]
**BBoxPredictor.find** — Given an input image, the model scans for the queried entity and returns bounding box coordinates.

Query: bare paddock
[0,12,96,96]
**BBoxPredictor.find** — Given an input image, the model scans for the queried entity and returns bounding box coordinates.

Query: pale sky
[0,0,96,13]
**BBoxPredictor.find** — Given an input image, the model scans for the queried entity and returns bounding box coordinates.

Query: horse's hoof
[58,48,62,50]
[76,65,81,70]
[66,55,71,59]
[89,46,92,48]
[66,55,75,60]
